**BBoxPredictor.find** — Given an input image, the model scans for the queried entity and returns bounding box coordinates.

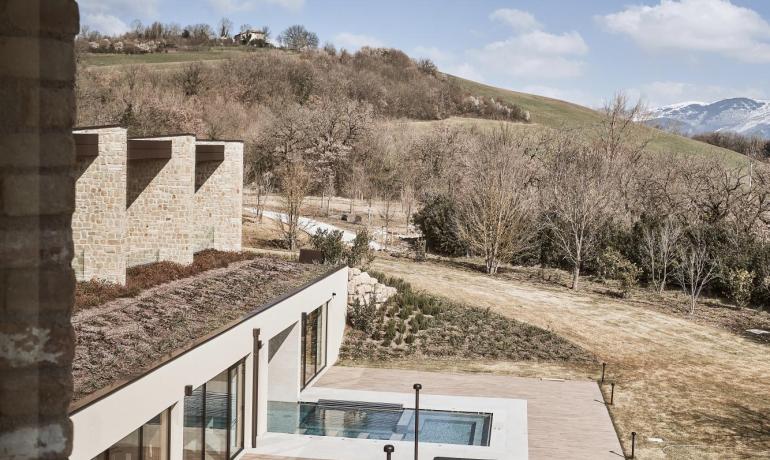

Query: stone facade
[72,127,127,284]
[126,135,195,267]
[347,268,397,308]
[0,1,79,459]
[193,141,243,252]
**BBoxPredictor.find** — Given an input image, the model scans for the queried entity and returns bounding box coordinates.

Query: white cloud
[598,0,770,63]
[490,8,542,32]
[208,0,304,13]
[413,46,452,63]
[82,13,130,36]
[469,30,588,79]
[334,33,385,51]
[634,81,769,107]
[78,0,159,19]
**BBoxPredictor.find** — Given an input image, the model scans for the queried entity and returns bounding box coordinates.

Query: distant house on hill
[235,29,268,46]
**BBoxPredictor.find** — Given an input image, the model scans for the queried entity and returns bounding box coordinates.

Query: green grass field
[79,48,253,67]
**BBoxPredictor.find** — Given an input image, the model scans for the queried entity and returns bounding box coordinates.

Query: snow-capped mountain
[646,98,770,139]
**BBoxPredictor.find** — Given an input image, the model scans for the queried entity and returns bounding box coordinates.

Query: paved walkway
[315,366,623,460]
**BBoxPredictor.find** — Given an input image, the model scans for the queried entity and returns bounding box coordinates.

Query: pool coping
[253,387,528,460]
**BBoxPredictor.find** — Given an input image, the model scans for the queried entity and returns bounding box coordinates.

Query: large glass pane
[108,428,140,460]
[204,370,228,460]
[183,386,204,460]
[237,363,245,452]
[142,411,169,460]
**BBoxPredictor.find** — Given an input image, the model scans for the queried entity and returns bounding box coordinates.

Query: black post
[601,362,606,384]
[610,382,615,405]
[384,444,394,460]
[631,431,636,459]
[413,383,422,460]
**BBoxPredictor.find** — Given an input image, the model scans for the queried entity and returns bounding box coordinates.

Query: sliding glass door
[184,360,245,460]
[301,302,328,389]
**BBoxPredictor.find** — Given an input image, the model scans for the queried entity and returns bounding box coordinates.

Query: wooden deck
[312,366,624,460]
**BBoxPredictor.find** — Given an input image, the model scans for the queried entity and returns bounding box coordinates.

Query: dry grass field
[370,256,770,459]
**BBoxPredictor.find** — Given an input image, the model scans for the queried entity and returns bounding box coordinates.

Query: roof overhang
[195,144,225,162]
[127,139,172,161]
[74,133,99,159]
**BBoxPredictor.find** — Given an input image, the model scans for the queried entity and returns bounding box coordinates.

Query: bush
[347,228,374,267]
[413,194,466,256]
[310,228,346,264]
[348,297,377,334]
[725,268,755,307]
[596,247,640,297]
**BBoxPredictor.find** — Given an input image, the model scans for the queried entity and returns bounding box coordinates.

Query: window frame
[300,301,329,390]
[92,408,171,460]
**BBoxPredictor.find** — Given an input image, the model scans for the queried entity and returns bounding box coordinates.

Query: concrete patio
[250,366,623,460]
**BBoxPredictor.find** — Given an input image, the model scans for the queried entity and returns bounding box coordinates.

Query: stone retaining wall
[347,268,397,308]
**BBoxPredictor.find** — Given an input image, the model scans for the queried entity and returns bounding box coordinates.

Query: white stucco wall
[69,266,348,460]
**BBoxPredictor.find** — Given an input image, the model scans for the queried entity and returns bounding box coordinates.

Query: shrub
[596,247,640,297]
[348,297,377,334]
[347,228,374,267]
[725,268,755,307]
[413,194,466,256]
[310,228,346,264]
[177,63,204,96]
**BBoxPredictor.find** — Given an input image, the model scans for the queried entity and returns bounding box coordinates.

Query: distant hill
[451,77,748,166]
[77,48,748,167]
[647,98,770,139]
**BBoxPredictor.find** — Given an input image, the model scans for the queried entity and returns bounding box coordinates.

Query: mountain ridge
[647,97,770,139]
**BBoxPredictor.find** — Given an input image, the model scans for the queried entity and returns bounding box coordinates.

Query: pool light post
[384,444,394,460]
[413,383,422,460]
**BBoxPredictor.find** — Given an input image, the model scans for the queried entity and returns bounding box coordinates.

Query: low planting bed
[340,272,596,364]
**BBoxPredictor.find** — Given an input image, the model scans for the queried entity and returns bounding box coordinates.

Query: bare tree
[641,216,683,293]
[278,160,310,251]
[278,24,319,51]
[218,17,233,38]
[541,134,618,289]
[455,128,538,274]
[674,228,719,314]
[254,171,274,222]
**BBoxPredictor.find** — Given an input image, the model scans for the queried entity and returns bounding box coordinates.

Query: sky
[78,0,770,108]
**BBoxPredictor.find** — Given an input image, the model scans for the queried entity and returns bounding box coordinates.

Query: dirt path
[372,258,770,459]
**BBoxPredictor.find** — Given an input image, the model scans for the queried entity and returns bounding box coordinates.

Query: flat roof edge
[74,124,124,131]
[68,263,347,416]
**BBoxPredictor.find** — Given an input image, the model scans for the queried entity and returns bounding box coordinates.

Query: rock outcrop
[347,268,397,308]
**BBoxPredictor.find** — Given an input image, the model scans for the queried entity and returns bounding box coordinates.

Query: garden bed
[339,272,596,364]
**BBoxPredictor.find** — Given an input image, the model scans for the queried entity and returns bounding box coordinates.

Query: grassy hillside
[453,76,748,166]
[78,48,747,166]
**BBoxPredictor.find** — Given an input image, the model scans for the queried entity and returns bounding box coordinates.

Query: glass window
[183,360,246,460]
[92,409,169,460]
[301,303,328,388]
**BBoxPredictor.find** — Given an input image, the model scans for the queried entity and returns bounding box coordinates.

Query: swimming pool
[267,400,492,446]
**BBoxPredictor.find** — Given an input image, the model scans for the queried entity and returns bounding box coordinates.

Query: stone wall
[193,141,243,252]
[126,135,195,267]
[0,1,79,459]
[72,127,127,284]
[347,268,397,308]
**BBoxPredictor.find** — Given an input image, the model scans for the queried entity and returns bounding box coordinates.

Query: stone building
[71,129,244,284]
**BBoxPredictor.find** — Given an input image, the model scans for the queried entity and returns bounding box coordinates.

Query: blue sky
[78,0,770,108]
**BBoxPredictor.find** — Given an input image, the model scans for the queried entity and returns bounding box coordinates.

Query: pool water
[267,400,492,446]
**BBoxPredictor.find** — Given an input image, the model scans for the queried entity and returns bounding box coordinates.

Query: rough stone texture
[126,135,195,267]
[347,268,397,308]
[193,141,243,252]
[0,1,79,459]
[71,127,127,284]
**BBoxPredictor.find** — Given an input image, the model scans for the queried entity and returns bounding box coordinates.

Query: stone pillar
[72,126,127,284]
[126,135,195,267]
[193,140,243,252]
[0,1,79,460]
